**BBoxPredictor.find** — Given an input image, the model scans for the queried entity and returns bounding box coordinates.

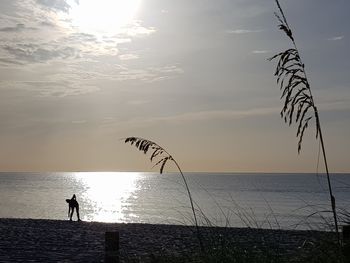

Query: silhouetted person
[66,194,81,221]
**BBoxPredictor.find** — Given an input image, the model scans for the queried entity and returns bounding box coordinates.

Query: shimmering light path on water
[74,172,140,222]
[0,172,349,230]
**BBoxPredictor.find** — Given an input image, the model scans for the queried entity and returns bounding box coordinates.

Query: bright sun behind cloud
[68,0,142,35]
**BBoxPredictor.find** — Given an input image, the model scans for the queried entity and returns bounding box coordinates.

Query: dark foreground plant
[269,0,339,242]
[124,136,204,251]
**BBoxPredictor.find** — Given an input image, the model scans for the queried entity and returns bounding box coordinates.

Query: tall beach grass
[124,136,204,251]
[268,0,340,242]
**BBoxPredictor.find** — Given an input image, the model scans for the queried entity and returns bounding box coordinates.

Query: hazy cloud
[115,65,184,82]
[252,50,270,54]
[2,44,79,63]
[0,33,119,65]
[152,65,184,74]
[119,107,280,130]
[67,32,98,43]
[123,21,156,37]
[0,23,36,32]
[0,0,157,69]
[3,80,100,97]
[39,20,56,27]
[119,54,139,60]
[327,35,344,41]
[0,58,24,65]
[36,0,71,12]
[227,29,262,34]
[156,108,278,123]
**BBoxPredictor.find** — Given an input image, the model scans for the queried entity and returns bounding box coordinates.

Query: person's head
[65,199,70,204]
[72,194,76,200]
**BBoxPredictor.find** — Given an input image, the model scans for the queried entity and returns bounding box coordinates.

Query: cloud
[119,54,139,60]
[0,23,36,32]
[64,33,122,57]
[36,0,71,12]
[0,1,156,67]
[2,80,100,97]
[0,0,165,92]
[149,108,278,123]
[114,65,184,82]
[151,65,184,74]
[0,32,120,65]
[2,43,79,63]
[0,58,24,66]
[109,107,280,130]
[327,35,344,41]
[227,29,262,34]
[252,50,270,54]
[123,21,156,37]
[68,32,98,43]
[39,20,57,27]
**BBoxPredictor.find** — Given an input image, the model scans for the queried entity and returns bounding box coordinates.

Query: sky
[0,0,349,173]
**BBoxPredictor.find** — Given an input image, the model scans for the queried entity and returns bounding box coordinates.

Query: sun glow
[68,0,141,35]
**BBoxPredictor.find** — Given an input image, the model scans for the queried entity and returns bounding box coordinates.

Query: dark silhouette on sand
[66,194,81,221]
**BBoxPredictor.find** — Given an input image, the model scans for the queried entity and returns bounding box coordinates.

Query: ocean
[0,172,349,230]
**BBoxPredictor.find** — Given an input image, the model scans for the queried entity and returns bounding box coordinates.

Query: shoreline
[0,218,338,262]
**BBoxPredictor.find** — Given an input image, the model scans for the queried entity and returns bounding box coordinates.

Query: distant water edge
[0,172,349,230]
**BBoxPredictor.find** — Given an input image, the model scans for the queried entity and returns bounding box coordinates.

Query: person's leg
[70,207,74,221]
[76,206,81,221]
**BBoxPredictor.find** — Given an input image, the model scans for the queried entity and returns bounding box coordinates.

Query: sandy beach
[0,218,337,262]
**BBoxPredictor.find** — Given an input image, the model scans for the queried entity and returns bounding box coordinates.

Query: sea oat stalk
[269,0,339,242]
[124,136,204,250]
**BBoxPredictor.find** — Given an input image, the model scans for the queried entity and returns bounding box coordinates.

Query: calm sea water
[0,172,349,230]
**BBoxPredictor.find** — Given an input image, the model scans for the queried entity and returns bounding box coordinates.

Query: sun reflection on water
[74,172,140,222]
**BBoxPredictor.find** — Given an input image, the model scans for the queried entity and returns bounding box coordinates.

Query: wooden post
[343,225,350,262]
[105,231,119,263]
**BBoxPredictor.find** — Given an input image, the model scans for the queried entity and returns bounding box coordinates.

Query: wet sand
[0,218,335,262]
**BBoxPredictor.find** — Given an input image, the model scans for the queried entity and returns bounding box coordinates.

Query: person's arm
[68,206,71,217]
